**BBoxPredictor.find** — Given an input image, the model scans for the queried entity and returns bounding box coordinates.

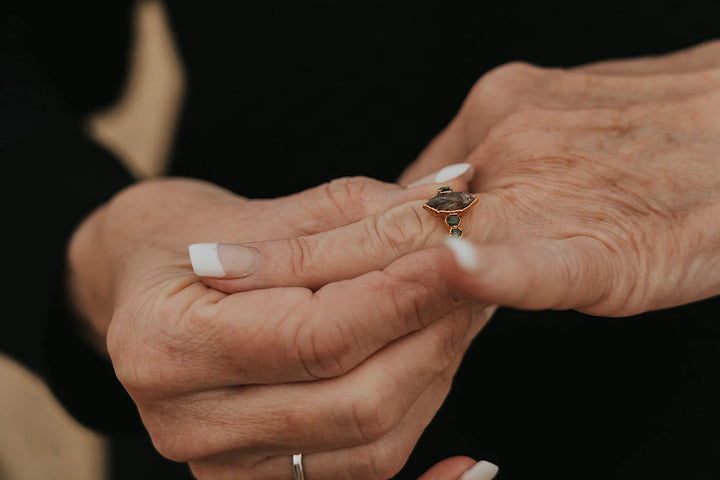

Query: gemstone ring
[423,186,478,238]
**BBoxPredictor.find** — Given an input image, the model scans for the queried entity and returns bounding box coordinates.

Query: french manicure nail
[188,243,262,278]
[435,162,474,183]
[444,236,481,272]
[408,163,474,187]
[460,460,499,480]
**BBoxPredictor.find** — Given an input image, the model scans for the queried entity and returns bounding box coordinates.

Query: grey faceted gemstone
[424,191,477,213]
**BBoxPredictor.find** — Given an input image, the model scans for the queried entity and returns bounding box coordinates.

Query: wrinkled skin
[67,39,720,479]
[68,175,494,480]
[402,40,720,316]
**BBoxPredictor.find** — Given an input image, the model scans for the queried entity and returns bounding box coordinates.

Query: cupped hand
[399,39,720,316]
[66,174,495,479]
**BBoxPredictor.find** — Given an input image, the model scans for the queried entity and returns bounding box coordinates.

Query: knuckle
[152,432,188,462]
[372,204,428,255]
[112,300,219,399]
[324,176,375,220]
[180,300,219,342]
[112,353,152,397]
[285,235,315,279]
[107,318,160,398]
[491,60,544,79]
[294,314,355,378]
[470,61,544,101]
[144,411,197,462]
[427,317,467,368]
[348,390,396,443]
[294,176,376,231]
[187,462,217,480]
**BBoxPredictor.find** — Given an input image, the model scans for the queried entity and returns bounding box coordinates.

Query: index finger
[195,187,510,294]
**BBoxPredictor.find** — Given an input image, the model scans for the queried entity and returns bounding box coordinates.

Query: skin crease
[400,39,720,317]
[67,39,719,479]
[67,174,497,480]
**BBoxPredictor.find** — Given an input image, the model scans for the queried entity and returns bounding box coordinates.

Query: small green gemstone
[450,227,463,237]
[437,186,452,193]
[445,214,460,226]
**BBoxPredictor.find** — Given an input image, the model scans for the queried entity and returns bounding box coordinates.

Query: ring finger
[189,306,496,480]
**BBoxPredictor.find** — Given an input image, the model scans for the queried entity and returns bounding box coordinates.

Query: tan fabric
[88,0,185,179]
[0,354,107,480]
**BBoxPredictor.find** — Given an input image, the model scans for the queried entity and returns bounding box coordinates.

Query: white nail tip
[434,163,473,183]
[444,237,480,272]
[460,460,500,480]
[188,243,226,277]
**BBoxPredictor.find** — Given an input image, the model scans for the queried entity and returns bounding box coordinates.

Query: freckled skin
[403,40,720,317]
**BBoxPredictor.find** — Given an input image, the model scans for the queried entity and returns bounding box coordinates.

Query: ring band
[293,453,305,480]
[423,186,478,238]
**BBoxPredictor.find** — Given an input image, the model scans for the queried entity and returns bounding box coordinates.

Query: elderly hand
[155,40,720,477]
[67,174,496,479]
[399,39,720,316]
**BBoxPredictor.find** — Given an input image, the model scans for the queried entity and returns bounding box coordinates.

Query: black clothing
[5,2,720,478]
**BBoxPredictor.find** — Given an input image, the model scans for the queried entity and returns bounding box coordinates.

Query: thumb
[418,458,500,480]
[440,236,617,314]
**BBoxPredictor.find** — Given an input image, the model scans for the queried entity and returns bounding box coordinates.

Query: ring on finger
[292,453,305,480]
[423,186,478,238]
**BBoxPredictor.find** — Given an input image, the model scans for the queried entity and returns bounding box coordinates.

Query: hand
[66,175,493,479]
[399,39,720,316]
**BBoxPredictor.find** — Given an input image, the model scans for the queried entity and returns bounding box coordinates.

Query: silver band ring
[293,453,305,480]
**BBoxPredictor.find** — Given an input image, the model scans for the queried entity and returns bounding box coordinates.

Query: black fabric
[3,3,139,434]
[4,1,720,478]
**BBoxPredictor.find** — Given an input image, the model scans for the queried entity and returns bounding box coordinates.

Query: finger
[193,188,510,294]
[188,168,473,285]
[188,307,495,480]
[264,173,466,239]
[416,457,480,480]
[419,459,500,480]
[256,307,492,480]
[135,252,478,393]
[450,460,500,480]
[441,236,623,315]
[146,304,493,461]
[200,166,474,249]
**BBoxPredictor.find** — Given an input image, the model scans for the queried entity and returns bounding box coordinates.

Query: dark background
[4,1,720,478]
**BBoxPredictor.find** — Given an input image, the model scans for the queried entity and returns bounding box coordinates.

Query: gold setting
[423,186,478,238]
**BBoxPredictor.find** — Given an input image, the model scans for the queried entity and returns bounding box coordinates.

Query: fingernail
[460,460,499,480]
[188,243,262,278]
[444,237,481,272]
[435,163,474,183]
[408,163,474,187]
